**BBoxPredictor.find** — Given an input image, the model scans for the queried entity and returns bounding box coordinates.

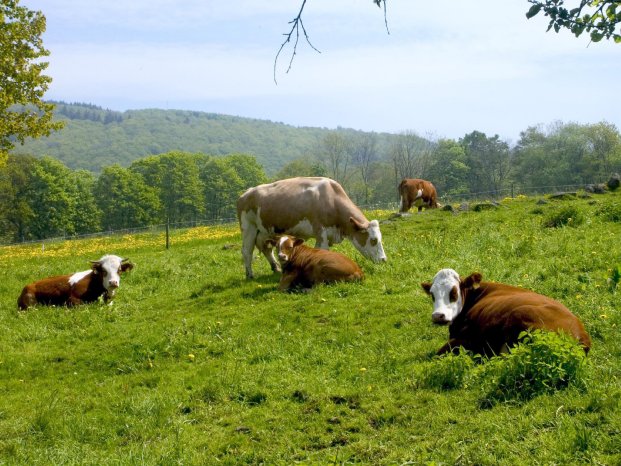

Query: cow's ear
[265,238,277,248]
[421,282,432,294]
[293,238,305,247]
[121,262,134,273]
[89,261,102,274]
[461,272,482,290]
[349,217,368,231]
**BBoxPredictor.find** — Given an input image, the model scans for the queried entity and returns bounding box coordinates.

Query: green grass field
[1,193,620,465]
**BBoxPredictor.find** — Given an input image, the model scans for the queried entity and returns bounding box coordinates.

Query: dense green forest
[2,103,620,244]
[11,102,400,175]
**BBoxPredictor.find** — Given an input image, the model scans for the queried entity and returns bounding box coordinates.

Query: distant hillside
[11,102,399,175]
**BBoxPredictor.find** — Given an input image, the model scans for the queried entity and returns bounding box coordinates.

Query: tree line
[279,120,621,205]
[1,120,620,244]
[0,152,266,243]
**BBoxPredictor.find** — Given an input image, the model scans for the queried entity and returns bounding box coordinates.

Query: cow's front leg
[278,271,298,291]
[437,339,469,355]
[103,290,116,305]
[314,228,330,249]
[66,295,83,307]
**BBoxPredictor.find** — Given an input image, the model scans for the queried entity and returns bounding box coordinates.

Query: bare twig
[274,0,391,84]
[375,0,390,35]
[273,0,321,84]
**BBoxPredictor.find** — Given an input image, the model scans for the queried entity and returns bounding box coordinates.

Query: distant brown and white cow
[398,178,438,213]
[273,235,364,291]
[421,268,591,356]
[17,255,134,310]
[237,177,386,279]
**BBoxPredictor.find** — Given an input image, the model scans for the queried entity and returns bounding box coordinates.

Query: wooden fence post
[166,217,170,250]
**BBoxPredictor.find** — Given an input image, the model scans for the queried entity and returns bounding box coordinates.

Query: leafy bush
[543,206,585,228]
[476,330,588,405]
[415,350,476,390]
[596,203,621,222]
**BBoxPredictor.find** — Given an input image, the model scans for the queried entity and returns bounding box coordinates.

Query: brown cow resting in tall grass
[421,268,591,356]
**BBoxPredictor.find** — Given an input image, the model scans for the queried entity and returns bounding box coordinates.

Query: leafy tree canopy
[526,0,621,43]
[0,0,62,162]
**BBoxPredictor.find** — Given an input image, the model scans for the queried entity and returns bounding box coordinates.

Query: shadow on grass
[189,274,278,301]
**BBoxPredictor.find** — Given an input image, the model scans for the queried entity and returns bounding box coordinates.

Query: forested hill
[11,102,397,174]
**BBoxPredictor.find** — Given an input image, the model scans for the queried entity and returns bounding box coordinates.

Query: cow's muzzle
[432,312,450,325]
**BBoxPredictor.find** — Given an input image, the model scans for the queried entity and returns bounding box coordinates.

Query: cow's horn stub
[349,216,368,231]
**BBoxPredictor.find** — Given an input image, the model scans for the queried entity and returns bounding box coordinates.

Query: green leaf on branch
[590,31,605,41]
[526,4,543,19]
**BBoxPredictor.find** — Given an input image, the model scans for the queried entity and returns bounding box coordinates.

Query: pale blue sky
[22,0,621,143]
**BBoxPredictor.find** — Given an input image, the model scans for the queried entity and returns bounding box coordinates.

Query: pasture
[0,193,620,464]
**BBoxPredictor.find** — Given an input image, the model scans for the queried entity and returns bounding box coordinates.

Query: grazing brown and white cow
[274,235,364,291]
[17,255,134,310]
[237,177,386,279]
[421,268,591,356]
[398,178,438,213]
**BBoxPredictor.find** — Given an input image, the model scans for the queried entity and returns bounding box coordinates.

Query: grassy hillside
[0,193,620,464]
[11,103,400,175]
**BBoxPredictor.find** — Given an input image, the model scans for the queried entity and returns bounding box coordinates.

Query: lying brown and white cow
[237,176,386,279]
[18,255,134,310]
[421,268,591,356]
[398,178,438,213]
[274,235,364,291]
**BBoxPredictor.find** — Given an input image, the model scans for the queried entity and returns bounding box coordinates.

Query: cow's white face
[351,219,387,263]
[421,268,463,324]
[276,236,303,264]
[91,254,133,292]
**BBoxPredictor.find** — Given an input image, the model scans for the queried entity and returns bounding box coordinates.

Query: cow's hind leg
[241,221,258,279]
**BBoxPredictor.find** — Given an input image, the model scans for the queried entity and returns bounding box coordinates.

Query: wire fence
[0,182,600,248]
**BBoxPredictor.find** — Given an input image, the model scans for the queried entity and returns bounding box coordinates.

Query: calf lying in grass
[274,236,364,292]
[421,268,591,356]
[18,255,134,310]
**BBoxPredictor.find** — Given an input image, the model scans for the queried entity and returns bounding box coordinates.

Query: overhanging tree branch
[526,0,621,43]
[273,0,321,84]
[274,0,616,85]
[274,0,389,84]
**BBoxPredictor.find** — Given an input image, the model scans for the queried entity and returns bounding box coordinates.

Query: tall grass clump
[414,350,475,390]
[608,265,621,293]
[476,330,589,405]
[543,206,585,228]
